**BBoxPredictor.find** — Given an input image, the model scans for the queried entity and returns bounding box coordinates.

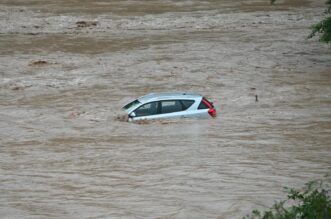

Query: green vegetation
[243,177,331,219]
[308,0,331,43]
[271,0,331,44]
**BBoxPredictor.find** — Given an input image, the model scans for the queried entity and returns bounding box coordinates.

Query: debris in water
[29,60,48,66]
[11,86,23,91]
[76,21,98,28]
[26,33,39,36]
[67,111,85,119]
[10,84,32,91]
[115,114,128,122]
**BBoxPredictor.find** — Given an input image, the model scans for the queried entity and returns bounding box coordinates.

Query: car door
[131,101,160,121]
[153,100,187,119]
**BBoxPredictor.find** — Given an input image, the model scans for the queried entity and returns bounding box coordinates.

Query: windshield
[123,99,141,111]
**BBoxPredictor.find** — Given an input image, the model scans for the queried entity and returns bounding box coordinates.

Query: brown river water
[0,0,330,218]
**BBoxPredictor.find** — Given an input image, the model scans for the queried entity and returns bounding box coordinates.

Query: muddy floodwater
[0,0,331,218]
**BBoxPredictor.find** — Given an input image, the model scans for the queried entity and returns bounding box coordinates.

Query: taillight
[208,108,217,118]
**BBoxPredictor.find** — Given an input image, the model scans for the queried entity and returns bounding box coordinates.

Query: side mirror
[129,112,136,118]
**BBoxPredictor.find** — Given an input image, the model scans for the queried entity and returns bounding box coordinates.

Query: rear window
[198,97,214,109]
[123,99,141,110]
[203,97,214,108]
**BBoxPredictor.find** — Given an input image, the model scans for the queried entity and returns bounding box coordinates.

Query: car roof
[137,92,202,104]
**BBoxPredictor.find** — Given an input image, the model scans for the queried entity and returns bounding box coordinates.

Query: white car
[122,92,216,121]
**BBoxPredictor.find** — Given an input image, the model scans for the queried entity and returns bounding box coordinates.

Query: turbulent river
[0,0,330,218]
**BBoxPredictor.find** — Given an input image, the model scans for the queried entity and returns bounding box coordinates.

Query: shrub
[271,0,331,43]
[243,177,331,219]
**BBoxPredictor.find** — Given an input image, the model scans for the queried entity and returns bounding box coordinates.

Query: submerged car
[122,92,216,121]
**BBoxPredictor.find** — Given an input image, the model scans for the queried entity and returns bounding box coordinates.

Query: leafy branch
[308,0,331,43]
[271,0,331,43]
[243,177,331,219]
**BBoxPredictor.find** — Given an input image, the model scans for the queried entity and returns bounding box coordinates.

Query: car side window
[134,102,158,117]
[160,100,183,114]
[181,100,194,110]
